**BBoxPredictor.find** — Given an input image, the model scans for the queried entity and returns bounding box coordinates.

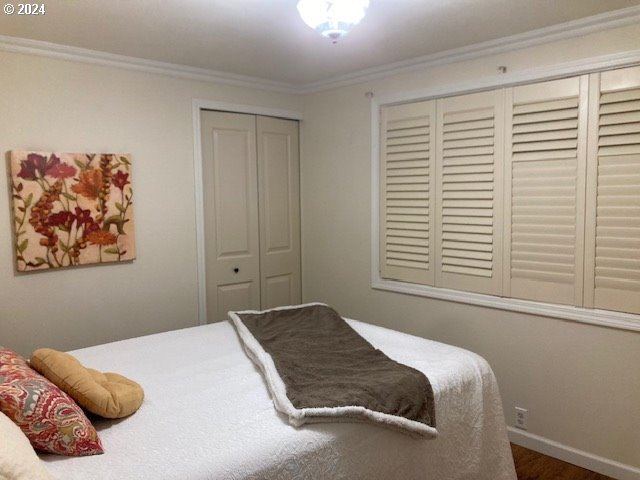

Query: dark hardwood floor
[512,444,614,480]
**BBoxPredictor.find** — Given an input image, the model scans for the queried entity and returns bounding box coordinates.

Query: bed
[39,317,517,480]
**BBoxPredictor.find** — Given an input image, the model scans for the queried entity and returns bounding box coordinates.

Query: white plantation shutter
[435,91,504,295]
[585,66,640,314]
[379,101,436,285]
[504,76,588,305]
[377,66,640,318]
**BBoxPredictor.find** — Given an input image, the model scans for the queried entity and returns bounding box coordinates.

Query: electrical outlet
[515,407,528,430]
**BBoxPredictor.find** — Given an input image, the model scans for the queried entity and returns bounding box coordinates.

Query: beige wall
[2,21,639,471]
[300,24,640,468]
[0,51,302,356]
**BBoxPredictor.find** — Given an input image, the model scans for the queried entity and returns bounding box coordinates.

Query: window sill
[372,278,640,333]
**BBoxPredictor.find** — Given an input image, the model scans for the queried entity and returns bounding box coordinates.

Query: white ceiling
[1,0,639,86]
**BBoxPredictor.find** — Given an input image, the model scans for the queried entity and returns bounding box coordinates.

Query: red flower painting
[71,169,103,200]
[112,171,130,191]
[17,153,62,181]
[10,151,136,271]
[48,162,77,180]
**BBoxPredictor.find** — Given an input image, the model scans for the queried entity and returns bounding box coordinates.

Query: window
[377,65,640,317]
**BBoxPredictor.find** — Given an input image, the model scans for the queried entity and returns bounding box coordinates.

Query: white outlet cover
[515,407,528,430]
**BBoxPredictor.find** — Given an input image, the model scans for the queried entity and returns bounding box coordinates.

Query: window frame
[370,52,640,333]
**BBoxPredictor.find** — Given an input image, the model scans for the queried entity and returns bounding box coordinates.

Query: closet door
[379,100,436,285]
[504,76,588,306]
[201,111,261,322]
[257,116,301,308]
[435,90,504,295]
[584,66,640,314]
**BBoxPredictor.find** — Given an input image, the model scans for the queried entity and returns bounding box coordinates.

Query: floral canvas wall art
[10,151,136,272]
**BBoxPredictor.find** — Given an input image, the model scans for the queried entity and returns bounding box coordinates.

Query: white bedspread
[40,319,517,480]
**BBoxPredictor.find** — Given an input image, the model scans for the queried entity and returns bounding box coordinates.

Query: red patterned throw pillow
[0,348,103,456]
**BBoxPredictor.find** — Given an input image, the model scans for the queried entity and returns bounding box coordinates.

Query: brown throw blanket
[229,303,437,438]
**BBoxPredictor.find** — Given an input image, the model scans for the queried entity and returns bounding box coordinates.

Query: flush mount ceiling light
[297,0,370,43]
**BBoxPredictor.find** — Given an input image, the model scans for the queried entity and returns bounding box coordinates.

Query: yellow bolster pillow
[30,348,144,419]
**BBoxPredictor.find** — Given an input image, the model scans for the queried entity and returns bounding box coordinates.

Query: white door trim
[192,99,303,325]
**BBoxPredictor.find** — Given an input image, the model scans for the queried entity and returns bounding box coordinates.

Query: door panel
[262,132,291,252]
[201,110,260,322]
[217,282,255,320]
[264,274,294,309]
[213,129,254,257]
[257,116,301,308]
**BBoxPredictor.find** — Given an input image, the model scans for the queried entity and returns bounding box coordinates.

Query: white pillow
[0,411,54,480]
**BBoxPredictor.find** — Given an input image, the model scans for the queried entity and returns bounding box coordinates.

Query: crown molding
[299,5,640,93]
[1,6,640,95]
[0,34,300,94]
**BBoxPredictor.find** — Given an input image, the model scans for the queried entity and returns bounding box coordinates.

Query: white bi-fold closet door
[200,110,301,322]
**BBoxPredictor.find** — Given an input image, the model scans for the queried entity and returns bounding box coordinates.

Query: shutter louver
[505,77,587,305]
[585,66,640,314]
[435,91,504,295]
[380,101,435,285]
[441,109,494,278]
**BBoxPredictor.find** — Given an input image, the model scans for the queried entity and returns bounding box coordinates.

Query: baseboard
[508,427,640,480]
